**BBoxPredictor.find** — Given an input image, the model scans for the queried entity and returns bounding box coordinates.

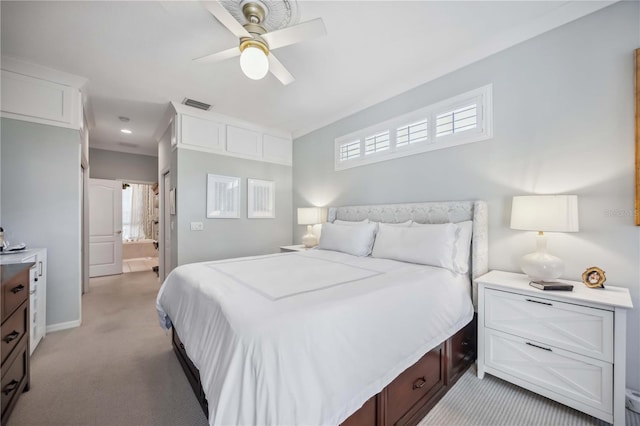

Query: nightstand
[476,270,632,425]
[280,245,313,253]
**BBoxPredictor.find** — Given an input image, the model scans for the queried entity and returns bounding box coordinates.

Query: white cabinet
[171,102,292,166]
[476,271,632,425]
[0,248,47,355]
[180,114,225,151]
[0,57,86,130]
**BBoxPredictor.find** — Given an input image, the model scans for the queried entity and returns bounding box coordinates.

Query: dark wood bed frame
[172,314,477,426]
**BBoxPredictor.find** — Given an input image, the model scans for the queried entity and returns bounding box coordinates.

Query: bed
[157,200,488,426]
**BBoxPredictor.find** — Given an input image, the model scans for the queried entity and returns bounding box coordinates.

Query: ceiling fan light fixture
[239,40,269,80]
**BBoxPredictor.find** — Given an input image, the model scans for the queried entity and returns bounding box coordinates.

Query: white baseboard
[46,319,81,333]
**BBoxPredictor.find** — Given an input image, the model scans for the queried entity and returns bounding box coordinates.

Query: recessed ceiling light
[120,129,132,134]
[118,116,130,122]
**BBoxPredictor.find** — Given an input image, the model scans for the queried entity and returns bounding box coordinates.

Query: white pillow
[333,219,369,225]
[372,222,458,271]
[371,220,412,227]
[412,221,473,274]
[453,221,473,274]
[318,222,378,256]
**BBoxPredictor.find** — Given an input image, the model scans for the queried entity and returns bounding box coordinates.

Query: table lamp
[510,195,579,282]
[297,207,327,248]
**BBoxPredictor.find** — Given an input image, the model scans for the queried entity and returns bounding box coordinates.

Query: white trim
[1,56,88,89]
[46,319,82,333]
[335,85,492,171]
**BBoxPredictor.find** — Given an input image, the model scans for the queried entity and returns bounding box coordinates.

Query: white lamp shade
[297,207,327,225]
[510,195,579,232]
[240,46,269,80]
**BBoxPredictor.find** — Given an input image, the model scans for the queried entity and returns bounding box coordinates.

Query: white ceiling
[0,1,614,157]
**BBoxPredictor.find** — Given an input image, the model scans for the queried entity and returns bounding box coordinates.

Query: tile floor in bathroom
[122,256,159,273]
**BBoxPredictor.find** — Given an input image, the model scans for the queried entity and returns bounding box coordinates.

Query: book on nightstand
[529,281,574,291]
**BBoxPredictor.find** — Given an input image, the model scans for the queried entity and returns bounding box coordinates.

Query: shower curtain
[122,183,154,241]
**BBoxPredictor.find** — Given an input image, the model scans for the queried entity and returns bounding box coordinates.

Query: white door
[163,172,171,279]
[89,178,122,277]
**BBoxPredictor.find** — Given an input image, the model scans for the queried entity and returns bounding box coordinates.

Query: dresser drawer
[485,288,613,362]
[1,343,28,418]
[2,272,29,323]
[387,345,444,425]
[485,329,612,415]
[1,301,28,367]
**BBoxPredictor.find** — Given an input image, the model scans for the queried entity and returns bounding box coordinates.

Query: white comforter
[156,249,473,426]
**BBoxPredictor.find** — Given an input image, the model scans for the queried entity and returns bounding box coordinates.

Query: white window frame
[334,84,493,171]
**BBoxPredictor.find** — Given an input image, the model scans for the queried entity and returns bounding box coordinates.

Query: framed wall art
[206,174,240,218]
[248,178,275,219]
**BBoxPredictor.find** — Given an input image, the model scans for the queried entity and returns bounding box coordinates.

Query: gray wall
[89,148,158,183]
[1,118,81,326]
[175,148,292,265]
[293,2,640,389]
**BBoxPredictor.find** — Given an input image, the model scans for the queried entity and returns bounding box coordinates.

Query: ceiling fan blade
[193,46,241,64]
[202,1,251,39]
[268,54,295,86]
[262,18,327,50]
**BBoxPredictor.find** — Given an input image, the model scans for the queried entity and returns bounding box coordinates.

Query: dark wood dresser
[1,263,33,425]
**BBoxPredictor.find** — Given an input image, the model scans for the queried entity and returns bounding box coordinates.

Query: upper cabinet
[169,102,292,166]
[0,57,87,130]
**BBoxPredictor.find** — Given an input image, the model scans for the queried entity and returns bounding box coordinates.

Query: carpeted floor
[7,270,640,426]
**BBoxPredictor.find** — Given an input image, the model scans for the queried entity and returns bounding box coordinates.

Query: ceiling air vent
[182,98,212,111]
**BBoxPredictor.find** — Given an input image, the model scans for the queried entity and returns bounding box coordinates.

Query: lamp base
[302,225,318,248]
[521,252,564,282]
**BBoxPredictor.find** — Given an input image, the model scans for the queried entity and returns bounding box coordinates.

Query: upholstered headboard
[327,200,488,307]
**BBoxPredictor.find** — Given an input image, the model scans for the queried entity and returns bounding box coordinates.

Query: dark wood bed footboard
[172,315,477,425]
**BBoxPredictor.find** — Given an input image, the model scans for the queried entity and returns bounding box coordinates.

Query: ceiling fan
[195,0,327,85]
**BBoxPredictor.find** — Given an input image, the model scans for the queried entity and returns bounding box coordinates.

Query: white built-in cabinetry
[0,57,86,130]
[0,248,48,355]
[170,102,292,166]
[476,270,633,426]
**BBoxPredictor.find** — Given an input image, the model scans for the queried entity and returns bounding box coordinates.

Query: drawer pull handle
[3,331,20,343]
[179,343,185,350]
[526,342,552,352]
[525,298,552,306]
[11,284,25,294]
[412,377,427,390]
[2,380,19,395]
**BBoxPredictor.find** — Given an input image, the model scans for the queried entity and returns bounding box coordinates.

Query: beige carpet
[7,270,640,426]
[8,271,208,426]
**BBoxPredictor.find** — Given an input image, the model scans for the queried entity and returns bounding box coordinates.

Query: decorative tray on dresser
[1,263,33,425]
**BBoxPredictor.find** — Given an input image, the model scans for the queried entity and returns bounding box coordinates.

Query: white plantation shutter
[397,119,428,147]
[339,140,361,162]
[365,131,390,155]
[436,103,478,137]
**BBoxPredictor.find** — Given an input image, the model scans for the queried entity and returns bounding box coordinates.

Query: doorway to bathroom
[121,182,159,273]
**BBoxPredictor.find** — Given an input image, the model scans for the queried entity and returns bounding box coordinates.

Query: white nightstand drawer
[485,288,613,362]
[485,329,613,415]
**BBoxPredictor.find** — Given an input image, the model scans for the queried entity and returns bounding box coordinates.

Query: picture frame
[247,178,275,219]
[169,188,176,215]
[206,174,240,219]
[581,266,606,289]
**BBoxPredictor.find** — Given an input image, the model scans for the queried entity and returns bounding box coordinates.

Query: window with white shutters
[365,131,390,155]
[436,103,477,137]
[334,85,492,171]
[338,140,361,162]
[396,119,428,147]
